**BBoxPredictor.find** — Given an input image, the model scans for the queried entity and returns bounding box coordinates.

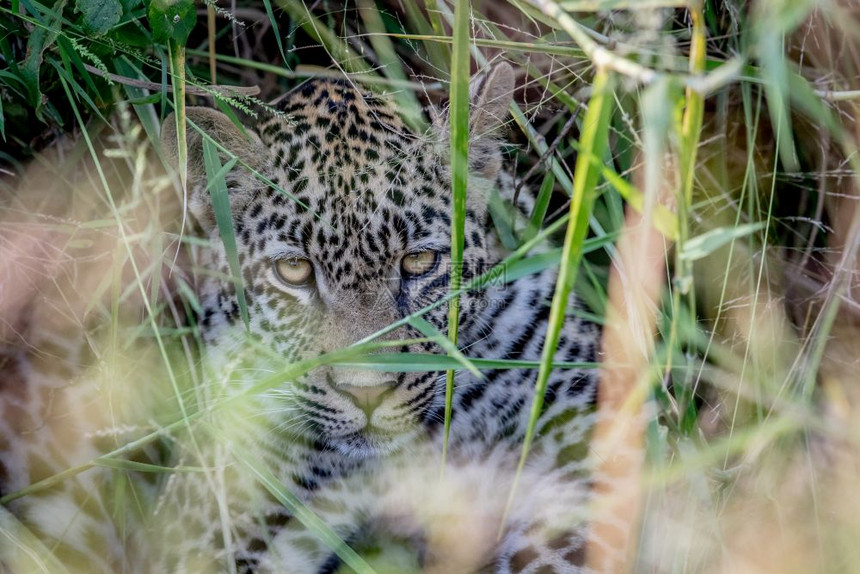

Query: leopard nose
[339,381,396,416]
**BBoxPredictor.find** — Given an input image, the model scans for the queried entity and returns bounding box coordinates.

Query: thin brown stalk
[82,64,260,97]
[585,158,672,572]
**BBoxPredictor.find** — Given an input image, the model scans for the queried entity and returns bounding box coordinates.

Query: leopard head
[162,65,515,457]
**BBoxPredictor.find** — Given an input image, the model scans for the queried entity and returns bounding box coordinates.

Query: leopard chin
[328,428,415,459]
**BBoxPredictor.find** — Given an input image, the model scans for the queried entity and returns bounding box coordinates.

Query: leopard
[0,63,602,573]
[152,63,601,573]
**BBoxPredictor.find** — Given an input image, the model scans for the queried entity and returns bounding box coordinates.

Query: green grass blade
[273,0,375,76]
[201,138,251,330]
[488,186,521,251]
[753,4,800,172]
[680,222,766,263]
[441,0,471,468]
[667,2,707,432]
[509,104,573,198]
[261,0,288,66]
[202,156,240,191]
[49,59,103,121]
[113,57,163,160]
[168,41,187,190]
[407,316,483,378]
[501,66,614,531]
[357,0,426,131]
[331,352,598,372]
[523,170,555,243]
[423,0,451,69]
[271,0,434,130]
[92,459,201,473]
[398,0,450,73]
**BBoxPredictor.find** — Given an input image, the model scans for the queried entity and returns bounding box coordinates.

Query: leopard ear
[469,62,515,138]
[436,63,515,179]
[161,107,266,231]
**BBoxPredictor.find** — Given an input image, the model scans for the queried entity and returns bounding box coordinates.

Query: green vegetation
[2,0,860,571]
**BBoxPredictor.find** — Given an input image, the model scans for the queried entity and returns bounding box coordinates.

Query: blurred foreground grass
[2,0,860,572]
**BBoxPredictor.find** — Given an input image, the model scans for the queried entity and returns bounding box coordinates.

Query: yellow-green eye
[401,251,438,277]
[274,257,314,286]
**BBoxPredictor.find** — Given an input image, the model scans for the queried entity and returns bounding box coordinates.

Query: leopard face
[163,67,515,457]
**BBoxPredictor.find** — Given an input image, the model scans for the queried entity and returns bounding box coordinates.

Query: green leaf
[119,0,143,14]
[76,0,122,35]
[147,0,196,45]
[21,0,67,115]
[680,222,766,263]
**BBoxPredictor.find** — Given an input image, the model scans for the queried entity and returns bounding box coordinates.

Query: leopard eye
[401,251,439,278]
[274,257,314,286]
